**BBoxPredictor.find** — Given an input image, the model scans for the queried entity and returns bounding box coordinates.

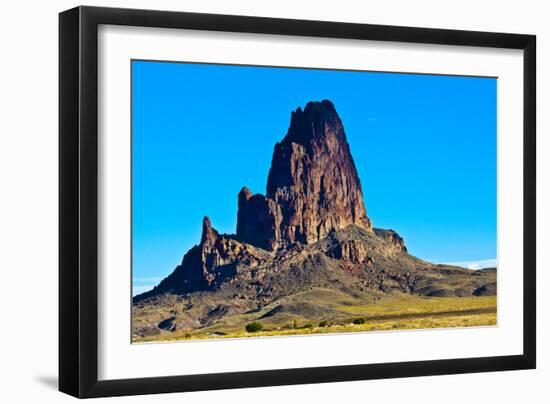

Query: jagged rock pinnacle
[238,186,253,202]
[237,100,372,250]
[200,216,219,246]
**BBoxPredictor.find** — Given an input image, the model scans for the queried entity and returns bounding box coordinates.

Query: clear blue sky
[132,60,497,293]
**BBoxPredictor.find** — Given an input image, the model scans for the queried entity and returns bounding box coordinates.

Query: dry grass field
[133,291,496,343]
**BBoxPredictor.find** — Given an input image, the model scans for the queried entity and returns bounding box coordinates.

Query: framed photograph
[59,6,536,398]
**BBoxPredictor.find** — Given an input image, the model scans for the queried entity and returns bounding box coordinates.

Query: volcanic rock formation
[133,100,496,314]
[237,100,372,251]
[136,100,374,300]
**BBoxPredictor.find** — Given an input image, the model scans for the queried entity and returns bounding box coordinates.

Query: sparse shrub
[301,323,313,329]
[353,318,365,325]
[292,319,298,329]
[319,320,329,327]
[245,322,263,333]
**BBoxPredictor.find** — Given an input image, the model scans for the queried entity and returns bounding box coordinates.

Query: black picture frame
[59,5,536,398]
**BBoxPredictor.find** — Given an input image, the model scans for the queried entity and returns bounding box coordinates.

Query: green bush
[301,323,313,329]
[353,318,365,325]
[319,320,329,327]
[245,322,263,333]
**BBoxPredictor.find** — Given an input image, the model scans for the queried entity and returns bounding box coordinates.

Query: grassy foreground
[133,293,496,343]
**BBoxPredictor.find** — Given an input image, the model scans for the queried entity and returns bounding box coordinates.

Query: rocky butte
[133,100,496,338]
[238,100,372,250]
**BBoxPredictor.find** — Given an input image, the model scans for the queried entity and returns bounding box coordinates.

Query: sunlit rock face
[237,100,372,251]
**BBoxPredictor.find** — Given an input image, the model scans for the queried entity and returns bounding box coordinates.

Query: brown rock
[327,239,368,264]
[236,187,282,250]
[374,228,407,252]
[135,216,267,298]
[237,100,372,250]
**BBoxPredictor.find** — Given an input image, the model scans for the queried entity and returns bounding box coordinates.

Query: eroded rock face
[135,216,267,299]
[236,187,282,251]
[374,228,407,252]
[237,100,372,250]
[327,239,369,264]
